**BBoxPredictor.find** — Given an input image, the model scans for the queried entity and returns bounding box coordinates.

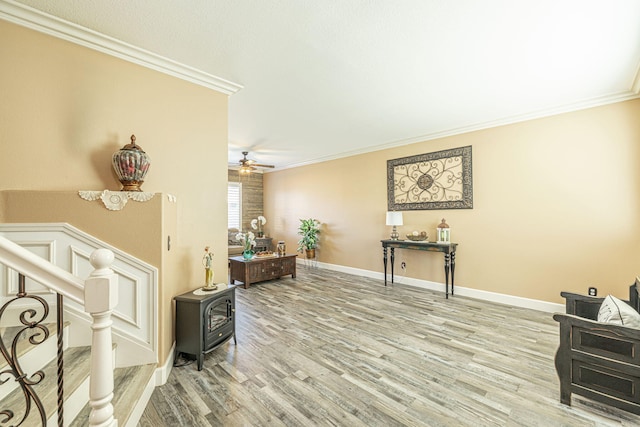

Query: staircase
[0,232,158,426]
[0,331,156,426]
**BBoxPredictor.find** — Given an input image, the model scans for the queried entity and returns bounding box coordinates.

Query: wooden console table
[229,253,297,288]
[381,239,458,298]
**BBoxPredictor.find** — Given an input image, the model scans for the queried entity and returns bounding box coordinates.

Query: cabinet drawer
[267,263,282,276]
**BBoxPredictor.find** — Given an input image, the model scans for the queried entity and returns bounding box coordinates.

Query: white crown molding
[0,0,243,95]
[280,89,640,172]
[632,60,640,94]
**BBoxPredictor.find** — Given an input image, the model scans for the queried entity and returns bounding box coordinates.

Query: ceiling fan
[238,151,275,174]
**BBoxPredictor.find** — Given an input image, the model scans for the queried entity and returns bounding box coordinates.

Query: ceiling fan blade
[237,150,274,169]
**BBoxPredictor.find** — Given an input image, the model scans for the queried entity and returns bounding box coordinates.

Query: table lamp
[386,211,403,240]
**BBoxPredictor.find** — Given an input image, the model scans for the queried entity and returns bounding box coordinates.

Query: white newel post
[85,249,119,427]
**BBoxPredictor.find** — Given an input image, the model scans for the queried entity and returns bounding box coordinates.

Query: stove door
[203,295,233,350]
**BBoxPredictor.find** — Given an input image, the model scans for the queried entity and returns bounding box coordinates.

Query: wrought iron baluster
[0,273,50,426]
[57,293,64,427]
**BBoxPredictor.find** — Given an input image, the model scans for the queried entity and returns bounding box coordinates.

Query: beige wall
[0,21,230,365]
[264,100,640,304]
[0,191,165,267]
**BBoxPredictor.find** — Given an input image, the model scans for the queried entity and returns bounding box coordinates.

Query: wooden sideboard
[229,254,297,288]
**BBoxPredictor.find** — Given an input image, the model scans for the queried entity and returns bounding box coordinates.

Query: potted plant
[235,231,256,260]
[297,218,320,259]
[250,215,267,237]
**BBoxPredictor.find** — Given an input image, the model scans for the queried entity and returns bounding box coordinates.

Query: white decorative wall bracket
[79,190,155,211]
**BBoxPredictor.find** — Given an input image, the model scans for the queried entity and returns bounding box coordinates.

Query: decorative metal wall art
[387,146,473,210]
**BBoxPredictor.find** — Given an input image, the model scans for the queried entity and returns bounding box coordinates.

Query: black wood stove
[174,285,236,370]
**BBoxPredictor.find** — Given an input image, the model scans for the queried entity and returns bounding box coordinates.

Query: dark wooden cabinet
[229,254,297,288]
[174,285,236,370]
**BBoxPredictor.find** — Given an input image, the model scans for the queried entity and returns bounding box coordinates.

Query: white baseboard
[154,342,175,386]
[298,258,564,313]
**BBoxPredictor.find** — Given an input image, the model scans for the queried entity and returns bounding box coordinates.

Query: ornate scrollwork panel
[387,146,473,210]
[0,275,50,426]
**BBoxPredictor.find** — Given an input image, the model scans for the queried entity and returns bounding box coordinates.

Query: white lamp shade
[386,211,403,226]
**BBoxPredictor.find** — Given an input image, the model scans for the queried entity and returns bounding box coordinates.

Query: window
[228,182,242,229]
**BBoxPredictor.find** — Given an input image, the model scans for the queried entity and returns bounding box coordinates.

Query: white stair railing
[0,235,118,426]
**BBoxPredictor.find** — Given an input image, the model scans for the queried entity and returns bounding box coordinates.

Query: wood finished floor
[139,267,640,426]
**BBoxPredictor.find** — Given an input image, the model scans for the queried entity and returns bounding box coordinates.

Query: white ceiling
[7,0,640,170]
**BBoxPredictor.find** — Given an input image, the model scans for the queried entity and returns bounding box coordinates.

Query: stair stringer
[63,305,155,367]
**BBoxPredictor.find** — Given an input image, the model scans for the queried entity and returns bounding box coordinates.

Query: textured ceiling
[8,0,640,170]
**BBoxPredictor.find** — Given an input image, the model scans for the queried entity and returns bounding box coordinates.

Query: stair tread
[0,345,91,426]
[70,362,156,427]
[0,322,69,372]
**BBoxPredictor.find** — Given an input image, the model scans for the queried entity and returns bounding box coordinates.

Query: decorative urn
[112,134,151,191]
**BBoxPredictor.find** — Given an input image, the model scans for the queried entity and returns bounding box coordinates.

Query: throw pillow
[598,294,640,329]
[228,229,241,245]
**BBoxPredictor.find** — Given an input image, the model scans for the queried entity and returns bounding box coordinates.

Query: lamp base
[390,226,399,240]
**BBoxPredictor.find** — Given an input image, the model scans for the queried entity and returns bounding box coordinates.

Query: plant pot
[305,249,315,259]
[243,250,254,260]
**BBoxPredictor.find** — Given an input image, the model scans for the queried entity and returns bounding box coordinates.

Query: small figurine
[202,246,217,290]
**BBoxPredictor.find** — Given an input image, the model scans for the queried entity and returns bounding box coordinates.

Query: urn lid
[120,134,145,152]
